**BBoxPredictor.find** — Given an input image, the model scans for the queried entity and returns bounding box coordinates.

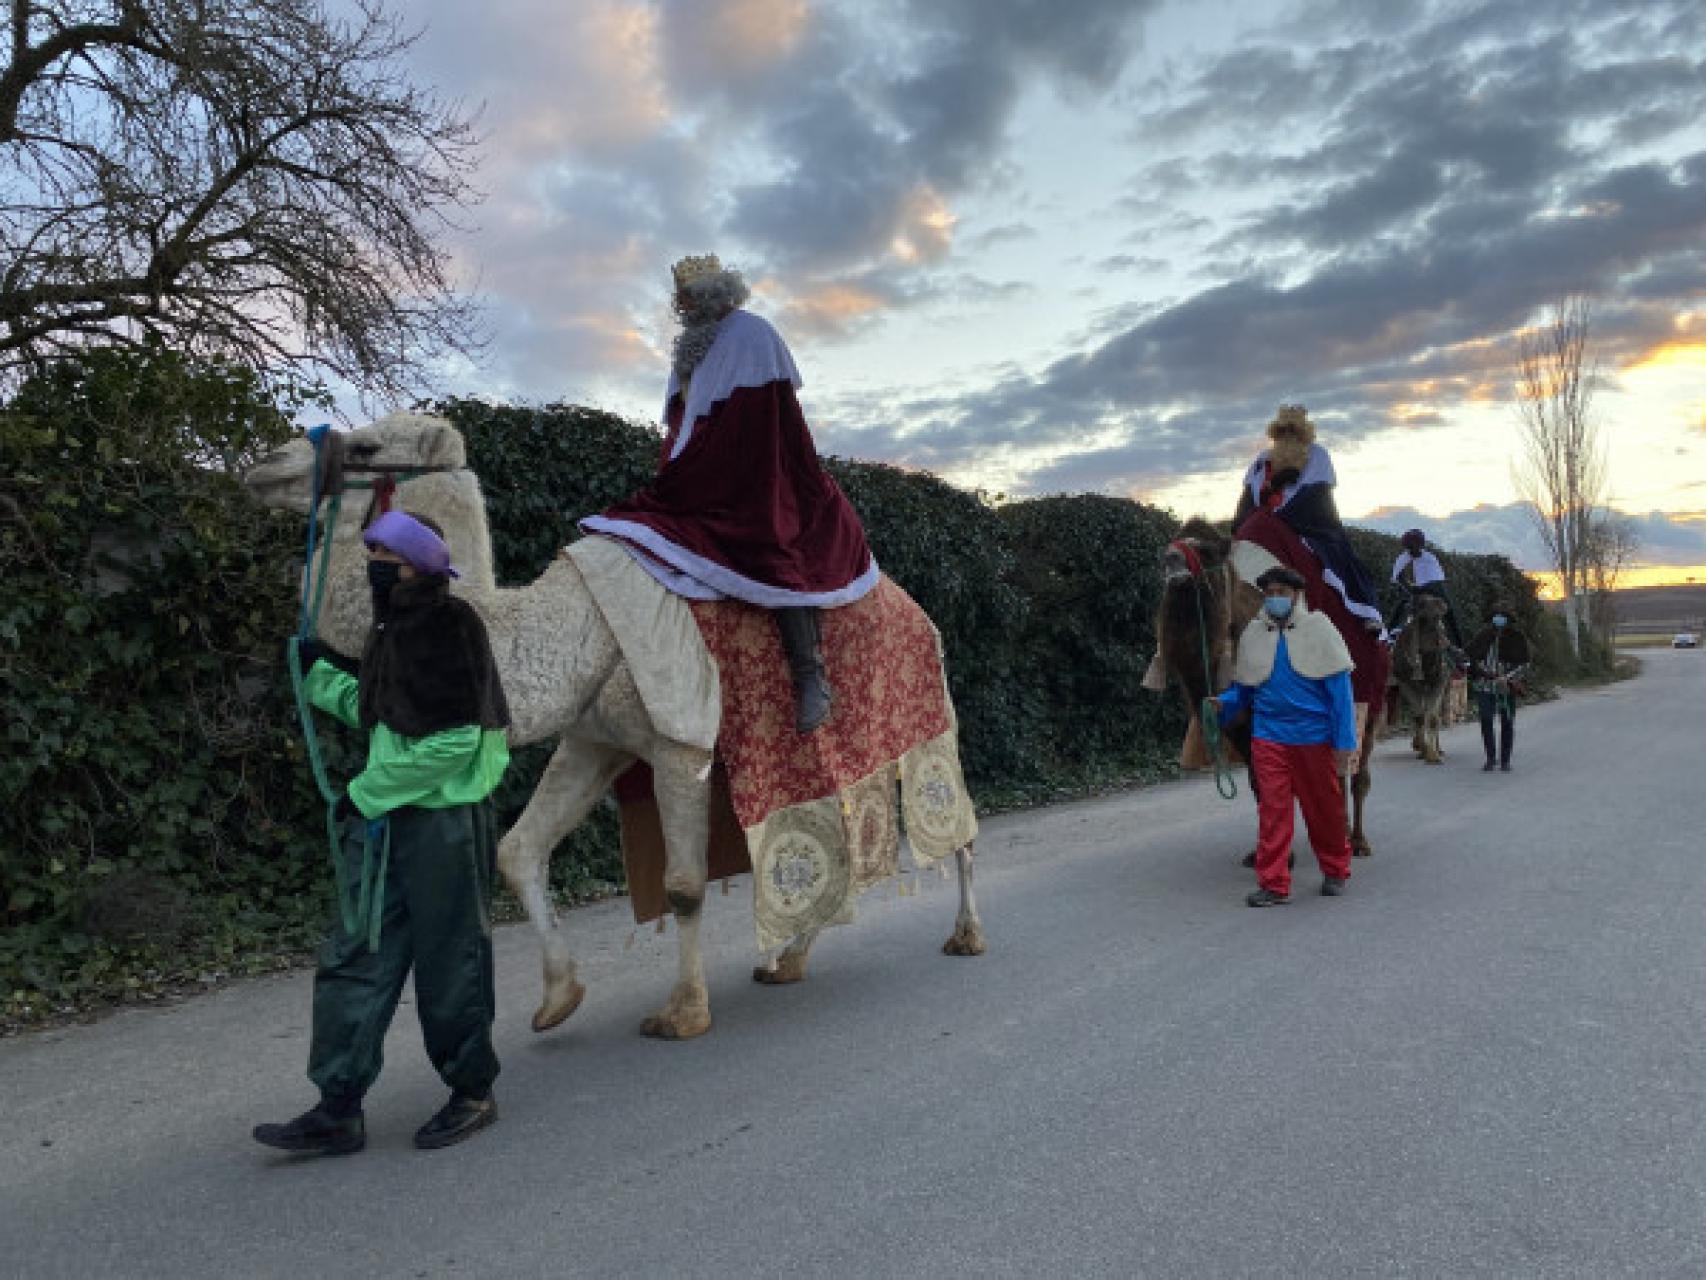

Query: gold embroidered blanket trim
[617,728,976,949]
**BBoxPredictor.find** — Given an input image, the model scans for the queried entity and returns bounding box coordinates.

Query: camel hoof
[1353,843,1373,858]
[752,953,809,985]
[640,1006,712,1040]
[531,980,586,1034]
[942,923,987,957]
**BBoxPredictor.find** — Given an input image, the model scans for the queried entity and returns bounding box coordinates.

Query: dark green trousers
[308,802,500,1103]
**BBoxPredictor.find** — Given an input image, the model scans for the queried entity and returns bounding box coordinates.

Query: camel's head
[243,413,468,515]
[1162,517,1232,584]
[1413,594,1450,627]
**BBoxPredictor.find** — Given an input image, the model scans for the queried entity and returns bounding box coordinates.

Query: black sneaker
[1246,887,1290,908]
[414,1091,498,1150]
[1322,877,1348,897]
[253,1105,365,1156]
[1500,761,1512,772]
[1482,759,1496,772]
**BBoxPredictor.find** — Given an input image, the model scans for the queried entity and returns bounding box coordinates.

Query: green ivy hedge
[1,351,343,1017]
[2,358,1560,1021]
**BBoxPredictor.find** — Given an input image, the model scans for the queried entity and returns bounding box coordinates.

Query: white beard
[671,316,722,387]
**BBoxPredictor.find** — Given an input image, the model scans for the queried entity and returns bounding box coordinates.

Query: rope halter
[1168,538,1206,580]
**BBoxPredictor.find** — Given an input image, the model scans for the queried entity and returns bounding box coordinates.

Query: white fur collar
[663,310,803,461]
[1243,442,1337,511]
[1231,603,1354,685]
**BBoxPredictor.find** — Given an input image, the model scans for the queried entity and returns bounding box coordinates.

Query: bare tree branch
[0,11,162,138]
[1582,510,1639,644]
[0,0,483,401]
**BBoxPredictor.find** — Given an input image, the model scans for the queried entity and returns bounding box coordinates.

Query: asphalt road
[4,650,1703,1278]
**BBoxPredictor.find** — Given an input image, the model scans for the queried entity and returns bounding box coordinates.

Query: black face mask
[367,560,403,615]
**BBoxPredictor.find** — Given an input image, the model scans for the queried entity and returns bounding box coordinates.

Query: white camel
[244,413,985,1041]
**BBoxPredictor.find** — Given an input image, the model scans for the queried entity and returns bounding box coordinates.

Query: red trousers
[1251,738,1352,896]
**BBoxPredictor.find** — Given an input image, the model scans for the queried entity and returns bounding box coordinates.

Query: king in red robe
[1231,405,1390,707]
[582,255,877,733]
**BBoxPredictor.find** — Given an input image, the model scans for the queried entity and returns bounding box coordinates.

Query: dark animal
[1393,594,1452,764]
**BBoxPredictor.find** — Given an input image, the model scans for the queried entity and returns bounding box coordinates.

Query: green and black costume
[301,575,511,1106]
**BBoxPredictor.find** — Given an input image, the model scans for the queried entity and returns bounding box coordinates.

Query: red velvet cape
[1238,508,1391,704]
[587,379,874,604]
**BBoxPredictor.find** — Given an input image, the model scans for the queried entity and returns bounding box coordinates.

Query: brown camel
[1392,594,1453,764]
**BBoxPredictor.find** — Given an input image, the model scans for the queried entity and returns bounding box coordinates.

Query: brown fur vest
[360,576,510,738]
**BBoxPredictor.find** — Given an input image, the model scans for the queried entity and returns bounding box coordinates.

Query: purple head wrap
[362,510,460,579]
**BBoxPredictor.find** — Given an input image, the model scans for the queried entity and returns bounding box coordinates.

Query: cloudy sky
[405,0,1706,586]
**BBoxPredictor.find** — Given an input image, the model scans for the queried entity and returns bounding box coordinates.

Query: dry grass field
[1616,632,1698,650]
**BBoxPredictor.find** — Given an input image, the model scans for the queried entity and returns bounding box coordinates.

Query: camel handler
[1215,566,1358,907]
[254,510,511,1156]
[1465,601,1531,773]
[582,254,878,735]
[1389,528,1464,653]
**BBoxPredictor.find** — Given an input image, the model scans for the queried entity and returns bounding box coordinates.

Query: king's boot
[775,607,833,734]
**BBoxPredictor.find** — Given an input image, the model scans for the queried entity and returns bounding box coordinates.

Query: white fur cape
[1231,603,1355,685]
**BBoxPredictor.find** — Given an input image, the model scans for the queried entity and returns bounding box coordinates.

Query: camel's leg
[497,739,631,1033]
[1423,705,1445,764]
[1351,743,1374,858]
[943,844,987,956]
[1352,703,1380,856]
[754,930,819,985]
[640,743,714,1040]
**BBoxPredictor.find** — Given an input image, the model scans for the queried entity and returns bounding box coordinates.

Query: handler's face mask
[367,559,403,611]
[1492,614,1508,628]
[1263,594,1295,621]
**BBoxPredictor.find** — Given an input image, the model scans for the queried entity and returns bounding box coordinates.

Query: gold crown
[671,254,724,289]
[1267,403,1315,442]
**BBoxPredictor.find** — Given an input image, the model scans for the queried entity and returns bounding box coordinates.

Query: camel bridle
[1167,538,1206,581]
[308,424,462,527]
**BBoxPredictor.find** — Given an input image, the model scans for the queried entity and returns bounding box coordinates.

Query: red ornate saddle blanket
[689,576,951,828]
[618,575,978,948]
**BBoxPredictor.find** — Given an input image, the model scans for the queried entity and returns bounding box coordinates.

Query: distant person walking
[1465,602,1531,773]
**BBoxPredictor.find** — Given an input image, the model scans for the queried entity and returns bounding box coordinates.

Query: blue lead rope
[290,426,389,951]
